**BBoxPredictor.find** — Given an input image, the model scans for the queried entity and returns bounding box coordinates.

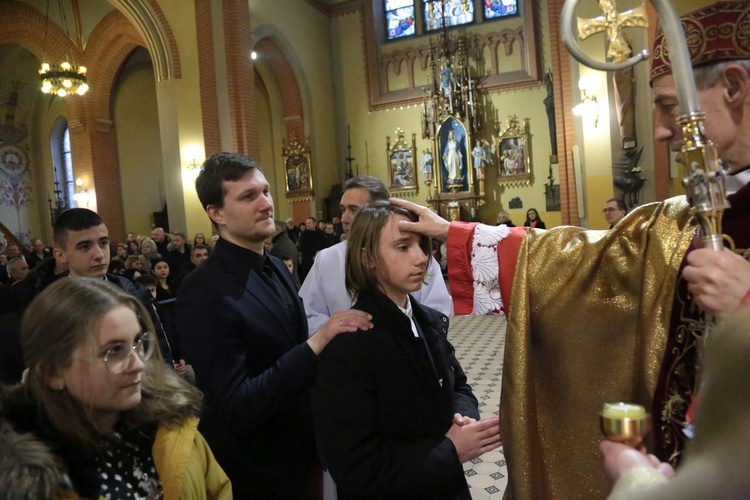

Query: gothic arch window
[50,116,76,209]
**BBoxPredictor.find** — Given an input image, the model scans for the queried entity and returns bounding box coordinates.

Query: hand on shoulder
[306,309,374,355]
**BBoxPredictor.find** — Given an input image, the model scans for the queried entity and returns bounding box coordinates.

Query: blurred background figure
[603,198,628,229]
[496,210,516,227]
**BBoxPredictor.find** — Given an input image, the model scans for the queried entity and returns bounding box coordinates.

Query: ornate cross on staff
[577,0,648,62]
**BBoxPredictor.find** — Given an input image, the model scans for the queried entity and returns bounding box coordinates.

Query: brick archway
[108,0,181,81]
[0,2,82,64]
[253,34,309,221]
[254,36,306,145]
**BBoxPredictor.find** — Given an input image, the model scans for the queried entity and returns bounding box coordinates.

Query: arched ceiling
[12,0,116,48]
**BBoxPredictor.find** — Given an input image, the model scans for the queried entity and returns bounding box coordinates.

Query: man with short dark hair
[4,244,20,260]
[176,152,372,498]
[603,198,627,228]
[172,244,209,291]
[300,175,453,336]
[26,239,52,269]
[331,215,344,237]
[151,227,170,255]
[297,216,323,282]
[166,231,191,273]
[189,244,209,268]
[322,222,338,248]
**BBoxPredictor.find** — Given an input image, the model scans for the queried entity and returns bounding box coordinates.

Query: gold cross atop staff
[578,0,648,62]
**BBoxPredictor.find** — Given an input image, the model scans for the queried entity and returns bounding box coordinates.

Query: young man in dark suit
[176,153,372,499]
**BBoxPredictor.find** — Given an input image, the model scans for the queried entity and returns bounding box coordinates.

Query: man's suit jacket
[176,238,319,498]
[312,291,478,500]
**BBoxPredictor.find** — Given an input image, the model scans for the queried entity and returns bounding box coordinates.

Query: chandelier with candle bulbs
[40,61,88,96]
[39,0,89,97]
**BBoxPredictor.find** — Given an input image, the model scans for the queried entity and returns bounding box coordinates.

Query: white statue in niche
[443,130,462,181]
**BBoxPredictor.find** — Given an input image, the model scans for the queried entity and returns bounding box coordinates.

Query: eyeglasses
[79,332,154,374]
[602,207,621,213]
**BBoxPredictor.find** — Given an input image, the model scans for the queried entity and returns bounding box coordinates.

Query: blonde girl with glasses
[0,278,230,499]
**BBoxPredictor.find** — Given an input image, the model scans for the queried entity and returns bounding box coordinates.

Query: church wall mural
[0,75,37,246]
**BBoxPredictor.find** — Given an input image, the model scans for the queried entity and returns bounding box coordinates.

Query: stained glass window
[483,0,518,20]
[386,0,416,40]
[424,0,474,32]
[50,117,75,209]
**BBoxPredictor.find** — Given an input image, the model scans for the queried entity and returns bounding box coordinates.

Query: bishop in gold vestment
[447,197,695,498]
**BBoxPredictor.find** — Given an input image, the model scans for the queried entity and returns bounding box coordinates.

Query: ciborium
[600,402,651,448]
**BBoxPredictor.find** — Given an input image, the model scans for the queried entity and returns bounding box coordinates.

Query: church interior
[2,1,747,499]
[0,0,705,245]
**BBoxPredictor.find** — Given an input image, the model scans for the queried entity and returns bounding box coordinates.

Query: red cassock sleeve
[447,222,526,316]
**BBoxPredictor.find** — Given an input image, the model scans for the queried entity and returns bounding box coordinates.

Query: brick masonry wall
[549,0,579,225]
[223,0,258,158]
[195,0,222,157]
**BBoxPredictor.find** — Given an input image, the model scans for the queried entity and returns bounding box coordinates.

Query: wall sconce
[73,177,90,207]
[573,86,599,128]
[184,157,203,181]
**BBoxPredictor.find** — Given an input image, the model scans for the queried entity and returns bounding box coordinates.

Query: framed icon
[497,115,532,185]
[282,133,313,202]
[386,128,418,196]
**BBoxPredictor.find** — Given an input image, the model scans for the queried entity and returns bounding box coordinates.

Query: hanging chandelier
[39,0,89,97]
[40,62,88,96]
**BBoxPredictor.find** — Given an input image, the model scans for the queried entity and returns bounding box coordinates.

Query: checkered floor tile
[450,314,507,499]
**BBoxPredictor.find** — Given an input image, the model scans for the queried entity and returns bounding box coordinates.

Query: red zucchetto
[650,1,750,83]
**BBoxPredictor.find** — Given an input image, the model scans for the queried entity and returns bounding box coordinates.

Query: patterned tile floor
[450,314,508,500]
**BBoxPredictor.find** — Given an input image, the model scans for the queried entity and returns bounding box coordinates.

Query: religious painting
[497,115,532,185]
[0,143,33,234]
[437,116,469,193]
[386,128,418,196]
[282,133,313,202]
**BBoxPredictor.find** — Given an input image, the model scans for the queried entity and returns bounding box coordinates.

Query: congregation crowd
[0,2,749,499]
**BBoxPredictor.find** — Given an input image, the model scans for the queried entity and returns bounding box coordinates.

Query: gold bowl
[600,413,651,448]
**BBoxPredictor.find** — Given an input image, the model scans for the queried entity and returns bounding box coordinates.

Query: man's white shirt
[299,241,453,336]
